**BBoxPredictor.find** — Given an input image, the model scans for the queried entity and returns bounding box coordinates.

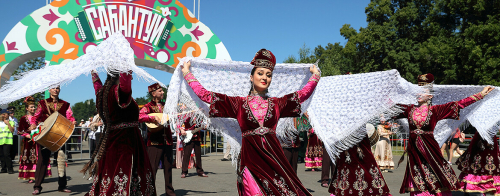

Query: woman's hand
[181,61,191,74]
[481,86,495,96]
[310,64,320,75]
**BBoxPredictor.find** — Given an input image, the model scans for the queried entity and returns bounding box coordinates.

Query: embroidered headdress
[250,49,276,71]
[417,73,434,86]
[24,96,35,106]
[148,83,162,93]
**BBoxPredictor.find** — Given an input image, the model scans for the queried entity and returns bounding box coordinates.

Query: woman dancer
[328,124,391,196]
[81,71,156,196]
[395,73,494,196]
[181,49,320,195]
[17,96,52,182]
[455,129,500,195]
[304,119,323,171]
[373,120,395,172]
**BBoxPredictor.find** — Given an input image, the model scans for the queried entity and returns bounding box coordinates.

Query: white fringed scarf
[0,33,165,105]
[164,58,427,167]
[164,57,315,166]
[397,85,500,146]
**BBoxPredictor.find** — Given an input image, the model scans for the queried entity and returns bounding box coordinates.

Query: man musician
[139,83,176,196]
[28,86,75,195]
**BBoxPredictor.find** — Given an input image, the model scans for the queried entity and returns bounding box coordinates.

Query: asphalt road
[0,153,477,196]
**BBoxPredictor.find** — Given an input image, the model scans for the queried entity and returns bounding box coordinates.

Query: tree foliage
[289,0,500,85]
[72,99,96,123]
[8,57,45,120]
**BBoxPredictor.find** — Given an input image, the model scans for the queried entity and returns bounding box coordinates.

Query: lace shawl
[398,85,500,146]
[165,58,427,167]
[164,57,315,166]
[0,33,165,105]
[305,70,423,163]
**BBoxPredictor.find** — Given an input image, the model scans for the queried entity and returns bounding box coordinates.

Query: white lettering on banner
[150,18,168,45]
[85,8,103,40]
[97,6,112,38]
[137,8,150,40]
[83,4,170,47]
[118,5,128,36]
[107,5,118,34]
[142,13,159,42]
[128,6,139,38]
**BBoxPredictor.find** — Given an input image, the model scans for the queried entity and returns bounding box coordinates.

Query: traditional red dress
[395,93,484,196]
[328,136,391,196]
[183,71,320,196]
[305,129,323,169]
[87,72,156,196]
[17,115,51,181]
[455,132,500,195]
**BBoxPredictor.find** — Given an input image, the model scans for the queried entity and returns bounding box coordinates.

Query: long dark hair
[81,73,119,177]
[248,67,257,95]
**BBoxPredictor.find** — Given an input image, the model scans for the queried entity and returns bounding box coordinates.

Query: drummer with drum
[139,83,176,196]
[28,86,75,195]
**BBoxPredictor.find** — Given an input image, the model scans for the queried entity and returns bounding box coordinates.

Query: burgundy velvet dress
[395,93,484,195]
[183,71,320,196]
[305,129,323,169]
[18,115,51,181]
[87,72,156,196]
[328,136,391,196]
[455,132,500,195]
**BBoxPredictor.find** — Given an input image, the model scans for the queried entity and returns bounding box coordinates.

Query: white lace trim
[0,33,165,105]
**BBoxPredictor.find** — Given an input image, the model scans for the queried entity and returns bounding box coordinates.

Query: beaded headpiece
[250,49,276,71]
[417,73,434,86]
[148,83,162,93]
[24,96,35,106]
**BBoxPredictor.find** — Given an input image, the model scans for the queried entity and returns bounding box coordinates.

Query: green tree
[309,0,500,85]
[8,57,45,120]
[72,99,96,123]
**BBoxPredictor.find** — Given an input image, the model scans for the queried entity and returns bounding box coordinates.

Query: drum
[34,112,75,152]
[366,123,380,147]
[145,113,167,133]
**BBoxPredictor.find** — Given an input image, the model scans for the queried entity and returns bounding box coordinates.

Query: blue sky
[0,0,370,105]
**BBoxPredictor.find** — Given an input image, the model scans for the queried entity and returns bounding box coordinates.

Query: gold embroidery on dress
[369,166,385,194]
[353,166,368,196]
[485,155,496,175]
[471,154,482,174]
[100,174,111,196]
[337,167,350,195]
[412,165,426,191]
[421,164,437,189]
[113,168,128,196]
[440,163,458,187]
[145,170,154,196]
[129,172,141,196]
[47,101,64,114]
[88,174,99,196]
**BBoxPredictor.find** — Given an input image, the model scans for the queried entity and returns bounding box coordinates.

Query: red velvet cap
[148,83,161,93]
[24,96,35,106]
[250,49,276,71]
[417,73,435,86]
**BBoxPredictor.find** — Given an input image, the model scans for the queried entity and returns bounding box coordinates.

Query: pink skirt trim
[458,173,500,194]
[305,157,322,168]
[241,167,264,196]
